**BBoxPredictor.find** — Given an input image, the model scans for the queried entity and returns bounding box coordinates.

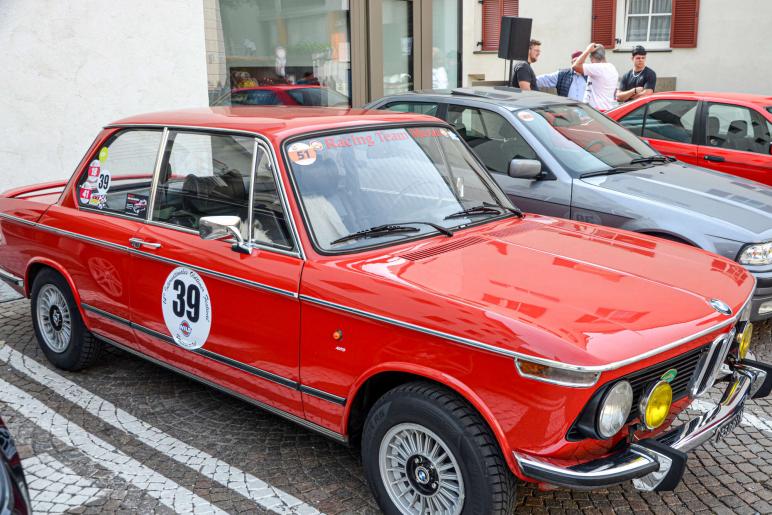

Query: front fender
[344,361,519,474]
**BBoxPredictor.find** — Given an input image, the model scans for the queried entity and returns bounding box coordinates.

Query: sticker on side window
[125,193,148,217]
[98,147,109,163]
[161,267,212,350]
[287,142,317,166]
[96,169,111,194]
[79,187,92,205]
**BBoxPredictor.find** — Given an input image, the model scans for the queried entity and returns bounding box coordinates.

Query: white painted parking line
[0,377,225,514]
[22,453,106,513]
[691,399,772,433]
[0,343,323,515]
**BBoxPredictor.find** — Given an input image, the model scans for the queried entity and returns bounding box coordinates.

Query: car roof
[231,85,322,92]
[378,86,576,110]
[109,107,444,140]
[643,91,772,107]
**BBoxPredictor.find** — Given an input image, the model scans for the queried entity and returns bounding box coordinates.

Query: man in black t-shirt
[616,45,657,103]
[511,39,541,91]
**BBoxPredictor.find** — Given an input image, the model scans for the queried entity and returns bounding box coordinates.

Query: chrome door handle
[129,238,162,250]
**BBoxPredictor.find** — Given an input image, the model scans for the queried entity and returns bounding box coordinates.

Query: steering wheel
[388,179,449,214]
[582,139,607,153]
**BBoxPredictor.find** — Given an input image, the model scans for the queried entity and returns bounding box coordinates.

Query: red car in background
[213,85,349,107]
[608,92,772,185]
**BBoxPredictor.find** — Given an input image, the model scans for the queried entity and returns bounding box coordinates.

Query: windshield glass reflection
[286,127,513,252]
[522,104,659,176]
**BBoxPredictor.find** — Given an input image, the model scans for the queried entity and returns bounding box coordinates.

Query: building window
[204,0,351,107]
[620,0,671,48]
[480,0,519,52]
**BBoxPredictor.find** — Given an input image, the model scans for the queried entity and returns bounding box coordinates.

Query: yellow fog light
[737,322,753,360]
[639,381,673,430]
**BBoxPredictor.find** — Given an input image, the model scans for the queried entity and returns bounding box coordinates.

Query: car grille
[565,341,713,441]
[624,343,707,422]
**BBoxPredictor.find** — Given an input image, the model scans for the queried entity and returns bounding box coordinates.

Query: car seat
[727,120,750,151]
[181,169,248,227]
[292,154,351,247]
[707,116,723,147]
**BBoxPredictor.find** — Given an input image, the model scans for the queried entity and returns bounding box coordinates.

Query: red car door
[697,102,772,185]
[41,128,165,348]
[128,130,305,416]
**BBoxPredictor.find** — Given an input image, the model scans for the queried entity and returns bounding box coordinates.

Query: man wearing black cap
[616,46,657,103]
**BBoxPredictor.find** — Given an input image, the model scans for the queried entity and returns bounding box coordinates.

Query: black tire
[30,269,101,371]
[362,381,516,514]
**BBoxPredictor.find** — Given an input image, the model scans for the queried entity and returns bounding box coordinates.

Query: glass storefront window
[206,0,351,107]
[382,0,414,96]
[432,0,460,89]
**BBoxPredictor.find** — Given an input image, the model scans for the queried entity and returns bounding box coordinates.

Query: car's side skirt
[90,330,349,444]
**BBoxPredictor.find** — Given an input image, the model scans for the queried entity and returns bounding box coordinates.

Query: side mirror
[508,159,542,179]
[199,216,252,255]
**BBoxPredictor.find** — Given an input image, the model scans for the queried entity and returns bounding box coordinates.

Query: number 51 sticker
[161,267,212,350]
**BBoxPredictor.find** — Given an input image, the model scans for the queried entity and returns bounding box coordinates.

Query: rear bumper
[514,360,772,491]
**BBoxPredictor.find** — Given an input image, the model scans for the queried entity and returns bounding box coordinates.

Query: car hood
[309,216,754,368]
[580,162,772,237]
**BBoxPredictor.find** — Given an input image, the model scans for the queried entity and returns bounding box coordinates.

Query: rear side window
[77,130,162,218]
[286,88,349,106]
[229,90,282,105]
[640,100,697,143]
[618,105,647,136]
[383,102,440,117]
[706,103,772,155]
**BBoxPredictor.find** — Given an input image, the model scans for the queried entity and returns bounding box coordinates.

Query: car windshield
[518,104,659,176]
[286,126,514,252]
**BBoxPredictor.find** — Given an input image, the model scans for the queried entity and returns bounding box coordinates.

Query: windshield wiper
[579,166,639,179]
[629,155,676,165]
[444,203,523,220]
[330,222,453,246]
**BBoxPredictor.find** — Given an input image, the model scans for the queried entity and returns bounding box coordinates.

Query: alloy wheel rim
[36,284,72,353]
[379,422,465,514]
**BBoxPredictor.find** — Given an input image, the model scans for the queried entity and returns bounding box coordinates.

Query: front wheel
[362,382,516,514]
[30,269,101,371]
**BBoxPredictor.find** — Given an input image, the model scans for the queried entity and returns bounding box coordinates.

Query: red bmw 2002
[0,107,770,514]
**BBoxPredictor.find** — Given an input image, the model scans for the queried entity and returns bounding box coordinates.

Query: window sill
[612,47,673,53]
[473,50,499,54]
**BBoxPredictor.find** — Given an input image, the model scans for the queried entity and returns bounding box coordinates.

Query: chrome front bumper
[514,360,772,492]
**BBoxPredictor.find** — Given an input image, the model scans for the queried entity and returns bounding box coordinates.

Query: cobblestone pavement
[0,296,771,514]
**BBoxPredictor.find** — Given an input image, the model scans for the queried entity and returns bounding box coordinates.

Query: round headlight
[640,381,673,430]
[738,322,753,360]
[597,380,633,439]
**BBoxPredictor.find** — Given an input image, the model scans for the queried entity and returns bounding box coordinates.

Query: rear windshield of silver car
[517,104,659,176]
[285,126,513,252]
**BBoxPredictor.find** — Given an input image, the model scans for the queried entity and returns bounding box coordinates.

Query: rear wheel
[30,269,101,370]
[362,382,516,514]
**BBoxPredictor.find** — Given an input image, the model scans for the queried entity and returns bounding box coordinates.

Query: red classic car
[608,91,772,185]
[0,107,770,513]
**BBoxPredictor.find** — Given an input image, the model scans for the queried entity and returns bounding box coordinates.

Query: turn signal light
[639,381,673,430]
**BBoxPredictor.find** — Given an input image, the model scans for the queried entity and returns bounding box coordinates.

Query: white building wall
[463,0,772,95]
[0,0,209,192]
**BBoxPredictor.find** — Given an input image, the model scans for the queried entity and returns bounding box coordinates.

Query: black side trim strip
[300,385,347,406]
[93,331,347,443]
[81,303,346,405]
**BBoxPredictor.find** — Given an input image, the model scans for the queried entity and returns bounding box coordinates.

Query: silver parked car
[367,87,772,321]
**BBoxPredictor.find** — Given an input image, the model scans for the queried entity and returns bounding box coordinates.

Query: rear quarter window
[76,130,163,218]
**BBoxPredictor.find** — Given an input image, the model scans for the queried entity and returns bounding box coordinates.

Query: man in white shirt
[572,43,619,111]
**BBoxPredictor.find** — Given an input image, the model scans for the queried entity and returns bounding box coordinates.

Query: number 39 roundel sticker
[161,267,212,350]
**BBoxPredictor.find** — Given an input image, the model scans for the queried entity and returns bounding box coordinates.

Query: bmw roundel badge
[709,298,732,316]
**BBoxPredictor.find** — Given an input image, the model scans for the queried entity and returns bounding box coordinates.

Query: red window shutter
[481,0,520,52]
[670,0,699,48]
[591,0,616,49]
